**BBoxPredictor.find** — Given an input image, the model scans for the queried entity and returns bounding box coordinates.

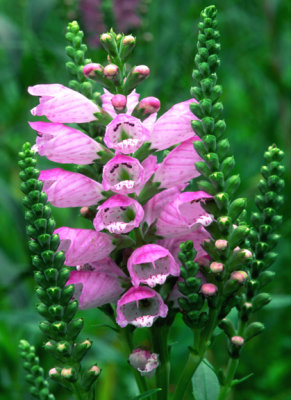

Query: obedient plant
[18,5,285,400]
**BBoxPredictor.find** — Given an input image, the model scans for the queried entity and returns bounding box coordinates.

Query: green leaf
[132,388,162,399]
[192,360,220,400]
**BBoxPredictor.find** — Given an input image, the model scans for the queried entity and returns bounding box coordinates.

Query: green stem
[173,308,220,400]
[218,359,239,400]
[151,324,169,400]
[123,327,148,395]
[72,383,86,400]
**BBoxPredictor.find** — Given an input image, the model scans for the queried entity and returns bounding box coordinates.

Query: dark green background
[0,0,290,399]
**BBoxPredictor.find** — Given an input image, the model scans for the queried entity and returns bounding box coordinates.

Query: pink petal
[66,258,126,309]
[143,185,186,226]
[29,121,102,165]
[39,168,103,207]
[156,191,213,238]
[153,138,202,188]
[150,99,199,151]
[28,84,99,123]
[55,227,114,266]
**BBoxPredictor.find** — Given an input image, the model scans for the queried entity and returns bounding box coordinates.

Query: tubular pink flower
[66,258,126,309]
[127,244,180,287]
[153,138,202,188]
[29,121,102,165]
[150,99,199,151]
[28,84,99,123]
[129,349,159,377]
[158,227,211,265]
[101,89,139,117]
[54,227,114,266]
[104,114,150,154]
[102,154,144,194]
[93,194,144,234]
[39,168,103,208]
[156,191,213,238]
[116,286,168,328]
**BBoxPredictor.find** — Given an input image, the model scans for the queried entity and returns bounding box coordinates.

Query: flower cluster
[28,47,215,331]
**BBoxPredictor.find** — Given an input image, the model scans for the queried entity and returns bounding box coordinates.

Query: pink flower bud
[138,97,161,114]
[133,65,150,77]
[129,348,159,376]
[104,64,119,79]
[231,270,248,283]
[215,239,228,250]
[241,249,252,259]
[123,35,135,45]
[210,262,223,273]
[89,365,101,375]
[111,94,127,111]
[100,33,111,42]
[231,336,244,346]
[201,283,218,297]
[61,368,74,378]
[49,368,59,377]
[83,63,103,77]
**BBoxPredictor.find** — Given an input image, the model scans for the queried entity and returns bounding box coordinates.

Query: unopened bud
[231,336,244,346]
[89,365,101,375]
[133,65,150,77]
[210,262,223,273]
[241,249,252,259]
[231,270,248,284]
[129,348,159,377]
[245,322,264,341]
[123,35,135,45]
[100,33,111,42]
[111,94,127,111]
[215,239,228,250]
[49,368,59,377]
[61,368,73,378]
[138,97,161,114]
[83,63,103,78]
[201,283,218,296]
[104,64,119,79]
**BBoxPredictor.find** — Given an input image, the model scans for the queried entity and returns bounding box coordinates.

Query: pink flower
[55,227,114,266]
[102,154,144,194]
[66,258,127,309]
[29,121,102,165]
[129,349,159,377]
[150,99,200,151]
[153,138,202,188]
[116,286,168,328]
[127,244,180,287]
[39,168,103,208]
[156,191,213,238]
[104,114,150,154]
[93,194,144,234]
[28,84,99,123]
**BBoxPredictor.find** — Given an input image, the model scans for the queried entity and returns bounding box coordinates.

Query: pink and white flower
[93,194,144,234]
[55,227,114,266]
[102,154,144,194]
[127,244,180,287]
[156,191,213,238]
[29,121,102,165]
[28,84,99,123]
[39,168,104,208]
[66,258,127,309]
[129,349,159,377]
[104,114,150,154]
[116,286,168,328]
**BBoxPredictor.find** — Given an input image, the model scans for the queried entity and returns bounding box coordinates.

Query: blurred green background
[0,0,290,399]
